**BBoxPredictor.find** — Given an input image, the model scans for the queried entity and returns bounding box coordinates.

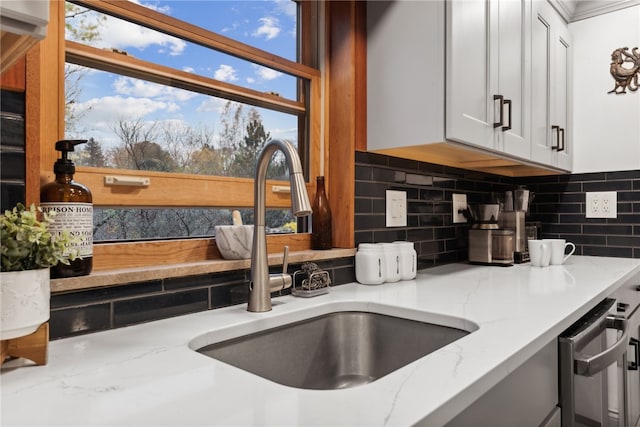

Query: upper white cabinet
[367,0,572,176]
[446,0,530,160]
[530,0,573,170]
[0,0,49,73]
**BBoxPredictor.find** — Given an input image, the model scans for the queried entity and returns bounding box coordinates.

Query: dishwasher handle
[575,315,629,377]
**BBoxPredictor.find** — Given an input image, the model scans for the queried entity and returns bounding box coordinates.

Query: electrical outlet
[452,193,467,223]
[386,190,407,227]
[586,191,617,218]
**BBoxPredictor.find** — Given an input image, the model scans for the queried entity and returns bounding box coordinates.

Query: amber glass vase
[311,176,332,250]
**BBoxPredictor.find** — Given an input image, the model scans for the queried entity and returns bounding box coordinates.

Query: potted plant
[1,203,79,340]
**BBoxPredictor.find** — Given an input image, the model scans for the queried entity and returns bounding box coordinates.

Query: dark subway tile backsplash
[50,257,355,340]
[50,304,112,338]
[113,289,209,328]
[355,150,508,267]
[520,170,640,258]
[356,151,639,268]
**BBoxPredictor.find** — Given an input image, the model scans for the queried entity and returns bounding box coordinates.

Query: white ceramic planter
[0,269,50,340]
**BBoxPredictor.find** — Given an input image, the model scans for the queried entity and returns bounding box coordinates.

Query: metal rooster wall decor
[608,47,640,94]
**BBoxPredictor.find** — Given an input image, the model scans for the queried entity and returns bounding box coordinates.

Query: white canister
[355,243,386,285]
[393,241,417,280]
[378,243,401,283]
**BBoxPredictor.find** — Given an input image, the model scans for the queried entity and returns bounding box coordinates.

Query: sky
[65,0,299,152]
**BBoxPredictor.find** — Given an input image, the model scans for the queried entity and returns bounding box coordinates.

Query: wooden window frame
[28,0,359,275]
[35,0,323,270]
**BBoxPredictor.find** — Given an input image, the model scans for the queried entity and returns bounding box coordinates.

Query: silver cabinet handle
[575,315,629,377]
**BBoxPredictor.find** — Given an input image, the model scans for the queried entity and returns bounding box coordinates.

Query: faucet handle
[266,245,292,294]
[282,245,289,274]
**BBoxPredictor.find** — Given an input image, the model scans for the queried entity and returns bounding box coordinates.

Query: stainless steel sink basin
[196,311,470,390]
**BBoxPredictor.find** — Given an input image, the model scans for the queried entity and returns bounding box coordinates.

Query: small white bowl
[215,225,254,259]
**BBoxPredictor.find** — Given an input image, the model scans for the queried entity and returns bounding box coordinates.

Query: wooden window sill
[50,248,356,293]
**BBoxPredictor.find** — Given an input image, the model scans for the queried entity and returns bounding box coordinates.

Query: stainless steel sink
[196,311,470,390]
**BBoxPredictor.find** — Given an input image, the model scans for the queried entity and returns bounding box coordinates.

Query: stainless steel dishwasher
[559,298,630,427]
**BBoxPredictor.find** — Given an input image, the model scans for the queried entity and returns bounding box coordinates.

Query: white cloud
[134,0,172,15]
[183,66,195,73]
[273,0,297,18]
[214,64,239,82]
[252,65,283,81]
[67,8,186,56]
[246,77,256,84]
[253,17,281,40]
[74,95,176,119]
[221,22,240,33]
[112,77,196,102]
[103,17,186,56]
[196,98,227,113]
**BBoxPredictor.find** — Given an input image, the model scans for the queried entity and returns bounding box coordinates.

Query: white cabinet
[0,0,49,73]
[446,0,530,160]
[367,0,572,176]
[530,0,573,171]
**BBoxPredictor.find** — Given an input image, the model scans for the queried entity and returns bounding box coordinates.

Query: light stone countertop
[2,256,640,426]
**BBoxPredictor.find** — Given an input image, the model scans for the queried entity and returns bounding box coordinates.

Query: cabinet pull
[493,95,504,128]
[629,337,639,371]
[558,128,566,152]
[502,99,512,131]
[551,125,560,150]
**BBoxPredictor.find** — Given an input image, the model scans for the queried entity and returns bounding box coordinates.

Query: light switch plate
[386,190,407,227]
[585,191,617,218]
[452,193,467,223]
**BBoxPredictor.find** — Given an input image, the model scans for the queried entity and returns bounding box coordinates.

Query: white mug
[544,239,576,265]
[528,240,550,267]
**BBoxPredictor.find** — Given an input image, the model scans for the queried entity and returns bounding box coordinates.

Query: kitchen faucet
[248,139,312,312]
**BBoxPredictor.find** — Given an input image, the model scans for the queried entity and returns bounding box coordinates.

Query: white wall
[570,6,640,173]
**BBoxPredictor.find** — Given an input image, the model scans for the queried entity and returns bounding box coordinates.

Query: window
[60,0,321,269]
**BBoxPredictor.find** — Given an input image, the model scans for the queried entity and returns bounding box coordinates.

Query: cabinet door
[497,0,530,159]
[530,1,554,165]
[446,0,498,151]
[529,1,573,171]
[552,20,573,171]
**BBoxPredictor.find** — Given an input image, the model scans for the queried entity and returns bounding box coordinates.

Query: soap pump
[40,139,93,278]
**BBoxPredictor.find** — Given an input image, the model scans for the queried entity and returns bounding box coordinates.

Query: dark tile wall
[0,90,26,211]
[517,171,640,258]
[356,151,639,264]
[355,151,515,269]
[50,257,355,339]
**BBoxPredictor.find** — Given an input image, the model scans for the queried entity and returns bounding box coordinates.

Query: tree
[64,3,106,134]
[75,137,106,167]
[228,108,270,178]
[110,118,174,171]
[159,122,214,173]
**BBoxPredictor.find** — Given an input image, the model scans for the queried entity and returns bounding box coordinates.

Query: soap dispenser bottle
[41,140,93,278]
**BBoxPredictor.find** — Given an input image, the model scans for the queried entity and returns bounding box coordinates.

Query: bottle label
[41,203,93,258]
